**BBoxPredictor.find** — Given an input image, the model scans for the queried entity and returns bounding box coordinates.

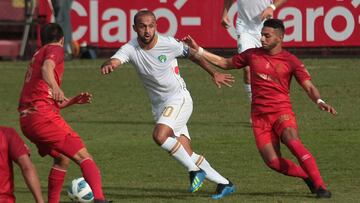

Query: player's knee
[152,124,172,145]
[281,127,298,144]
[266,158,282,172]
[54,155,71,169]
[73,148,92,163]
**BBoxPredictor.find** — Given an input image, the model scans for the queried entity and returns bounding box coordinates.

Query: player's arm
[221,0,234,29]
[260,0,287,21]
[184,35,236,70]
[15,155,45,203]
[41,59,66,103]
[300,80,337,115]
[100,58,122,75]
[58,92,92,109]
[188,53,235,88]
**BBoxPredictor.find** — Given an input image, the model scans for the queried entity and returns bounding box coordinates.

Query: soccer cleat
[303,178,316,194]
[189,169,206,193]
[211,180,235,200]
[316,187,332,198]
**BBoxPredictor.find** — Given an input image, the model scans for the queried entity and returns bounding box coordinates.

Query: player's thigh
[237,32,261,53]
[20,112,84,158]
[272,111,299,142]
[157,93,193,137]
[251,113,276,150]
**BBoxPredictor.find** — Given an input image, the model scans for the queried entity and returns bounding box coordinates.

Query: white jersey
[236,0,273,35]
[111,35,190,110]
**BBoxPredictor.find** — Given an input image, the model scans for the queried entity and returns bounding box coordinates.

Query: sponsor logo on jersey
[158,55,167,63]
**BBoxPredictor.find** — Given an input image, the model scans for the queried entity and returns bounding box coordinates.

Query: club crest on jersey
[158,55,167,63]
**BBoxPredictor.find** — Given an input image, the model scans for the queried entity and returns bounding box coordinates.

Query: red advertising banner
[71,0,360,48]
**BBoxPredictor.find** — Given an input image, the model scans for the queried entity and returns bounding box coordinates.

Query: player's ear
[132,24,137,32]
[60,37,65,46]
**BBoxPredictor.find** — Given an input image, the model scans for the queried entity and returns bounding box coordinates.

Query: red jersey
[232,48,311,114]
[0,127,30,202]
[18,44,64,111]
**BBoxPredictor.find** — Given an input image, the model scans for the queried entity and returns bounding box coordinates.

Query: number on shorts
[162,106,174,117]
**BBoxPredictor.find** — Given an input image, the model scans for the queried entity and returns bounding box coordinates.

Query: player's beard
[140,33,155,45]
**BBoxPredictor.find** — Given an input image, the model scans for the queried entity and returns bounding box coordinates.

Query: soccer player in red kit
[18,23,110,203]
[183,19,337,198]
[0,126,44,203]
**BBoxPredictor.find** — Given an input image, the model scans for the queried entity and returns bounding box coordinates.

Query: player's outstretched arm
[183,35,235,70]
[41,59,65,103]
[221,0,234,29]
[58,92,92,109]
[100,58,122,75]
[301,80,337,115]
[16,155,45,203]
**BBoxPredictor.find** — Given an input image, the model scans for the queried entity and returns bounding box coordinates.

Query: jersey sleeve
[111,43,132,64]
[3,128,30,161]
[45,46,64,65]
[231,49,251,69]
[291,55,311,84]
[169,37,190,58]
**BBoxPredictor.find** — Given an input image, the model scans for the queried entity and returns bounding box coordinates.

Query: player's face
[133,15,157,45]
[260,27,283,51]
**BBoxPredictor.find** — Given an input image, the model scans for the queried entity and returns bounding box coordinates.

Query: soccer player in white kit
[221,0,287,112]
[100,10,235,200]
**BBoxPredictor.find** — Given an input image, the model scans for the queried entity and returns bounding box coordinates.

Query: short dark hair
[133,10,156,25]
[263,19,285,34]
[40,23,64,45]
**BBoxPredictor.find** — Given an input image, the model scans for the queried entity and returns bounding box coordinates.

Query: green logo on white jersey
[158,55,167,63]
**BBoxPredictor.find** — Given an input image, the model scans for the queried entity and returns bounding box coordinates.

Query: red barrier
[71,0,360,48]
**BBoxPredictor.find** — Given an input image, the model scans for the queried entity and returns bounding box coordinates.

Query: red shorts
[19,105,85,158]
[251,110,298,149]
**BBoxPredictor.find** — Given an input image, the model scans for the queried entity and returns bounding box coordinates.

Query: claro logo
[71,0,201,43]
[226,1,360,43]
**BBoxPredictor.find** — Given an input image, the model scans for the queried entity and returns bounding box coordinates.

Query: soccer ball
[67,177,94,202]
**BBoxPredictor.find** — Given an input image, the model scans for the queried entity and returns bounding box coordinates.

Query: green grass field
[0,58,359,202]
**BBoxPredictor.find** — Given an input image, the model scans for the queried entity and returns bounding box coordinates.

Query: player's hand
[318,102,337,116]
[213,72,235,88]
[260,7,275,21]
[72,92,92,104]
[182,35,199,51]
[221,16,231,29]
[101,64,115,75]
[51,86,65,103]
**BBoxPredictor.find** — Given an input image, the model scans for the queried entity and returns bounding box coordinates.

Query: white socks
[161,137,199,171]
[244,84,252,101]
[191,153,229,185]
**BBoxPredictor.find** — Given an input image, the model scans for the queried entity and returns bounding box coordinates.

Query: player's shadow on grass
[102,186,211,200]
[237,191,314,198]
[68,120,252,128]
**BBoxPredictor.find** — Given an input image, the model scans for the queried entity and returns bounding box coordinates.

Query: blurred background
[1,0,359,60]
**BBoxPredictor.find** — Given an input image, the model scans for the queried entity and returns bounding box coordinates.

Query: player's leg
[154,93,207,192]
[178,135,229,184]
[178,135,235,199]
[253,113,308,179]
[237,34,252,103]
[281,128,331,198]
[48,153,70,203]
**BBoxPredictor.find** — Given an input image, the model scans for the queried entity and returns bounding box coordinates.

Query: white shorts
[237,32,262,53]
[154,91,193,139]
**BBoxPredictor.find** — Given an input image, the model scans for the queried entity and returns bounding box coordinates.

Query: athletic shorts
[251,110,298,149]
[237,32,261,53]
[19,104,85,158]
[154,90,192,139]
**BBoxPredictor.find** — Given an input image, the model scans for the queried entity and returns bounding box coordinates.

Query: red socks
[48,167,66,203]
[267,157,308,178]
[79,158,105,200]
[286,139,326,189]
